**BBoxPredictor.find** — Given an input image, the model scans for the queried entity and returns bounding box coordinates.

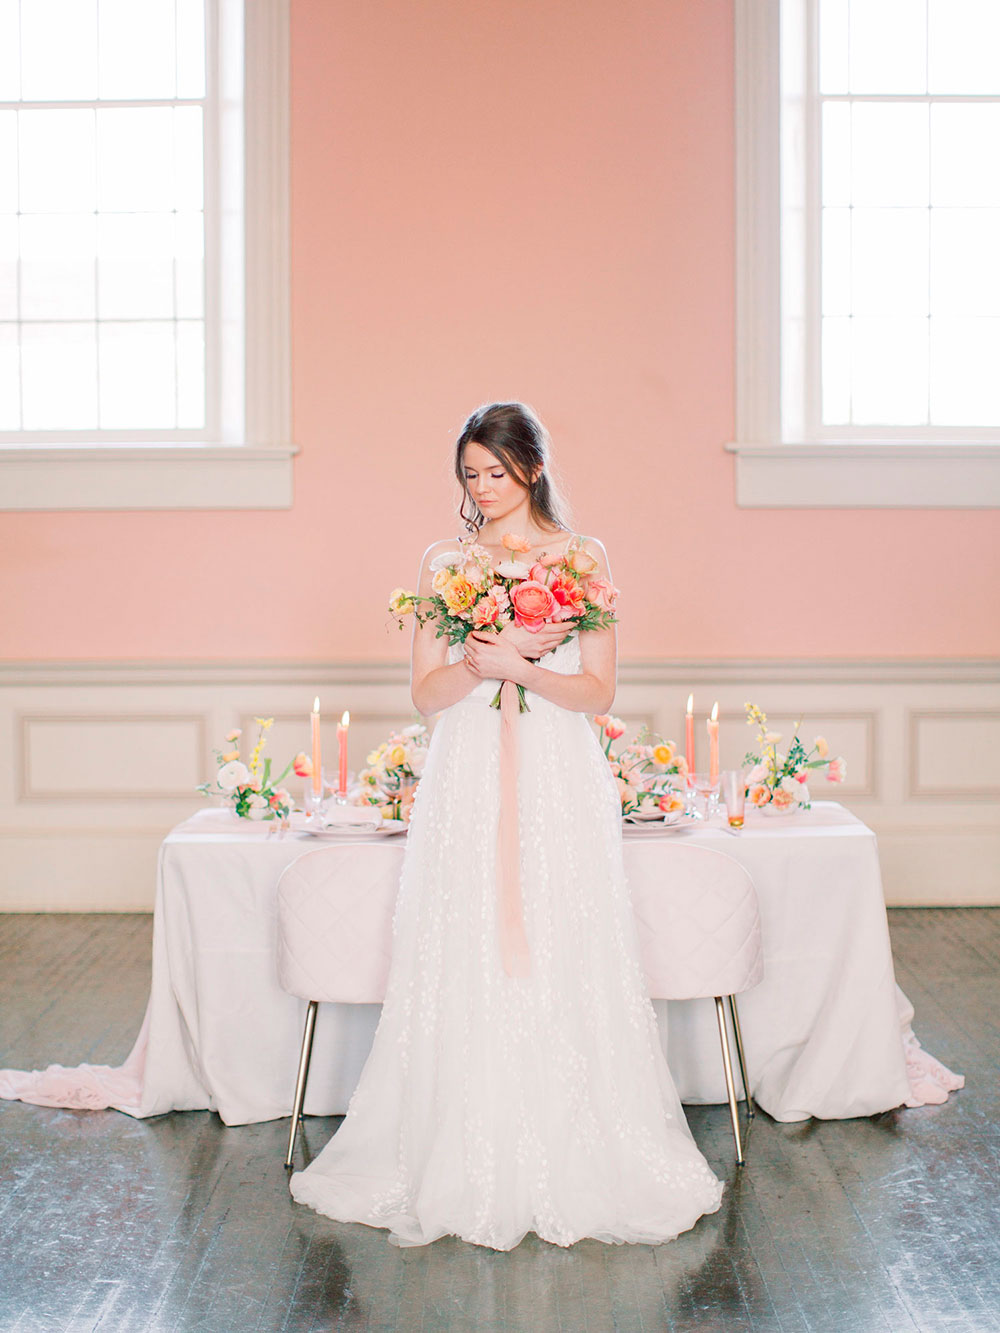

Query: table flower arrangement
[742,702,846,812]
[389,533,618,712]
[354,723,429,822]
[197,717,296,821]
[594,715,688,818]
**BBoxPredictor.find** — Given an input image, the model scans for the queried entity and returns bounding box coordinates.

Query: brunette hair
[454,401,570,534]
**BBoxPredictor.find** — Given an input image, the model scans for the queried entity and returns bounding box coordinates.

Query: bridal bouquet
[389,533,619,711]
[742,702,846,811]
[197,716,298,820]
[595,715,688,817]
[355,723,429,822]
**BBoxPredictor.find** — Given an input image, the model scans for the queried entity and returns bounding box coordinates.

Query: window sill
[726,442,1000,509]
[0,443,298,511]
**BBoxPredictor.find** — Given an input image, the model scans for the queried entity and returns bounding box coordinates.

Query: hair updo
[454,401,570,535]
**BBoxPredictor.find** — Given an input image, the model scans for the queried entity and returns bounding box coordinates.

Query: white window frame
[728,0,1000,508]
[0,0,295,511]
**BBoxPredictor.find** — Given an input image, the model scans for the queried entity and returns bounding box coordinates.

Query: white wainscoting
[0,659,997,910]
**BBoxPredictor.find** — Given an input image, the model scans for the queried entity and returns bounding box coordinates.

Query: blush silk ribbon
[498,679,530,977]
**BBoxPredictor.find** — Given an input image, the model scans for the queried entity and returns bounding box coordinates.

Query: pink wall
[1,0,997,663]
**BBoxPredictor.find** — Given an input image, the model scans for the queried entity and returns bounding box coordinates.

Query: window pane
[0,0,19,100]
[176,0,207,100]
[0,216,16,320]
[175,213,205,319]
[821,102,851,207]
[849,0,926,95]
[931,105,1000,206]
[177,321,206,427]
[99,0,176,100]
[99,322,176,428]
[850,316,929,424]
[20,213,96,320]
[21,323,98,429]
[173,108,204,211]
[0,325,19,428]
[19,110,97,214]
[851,103,928,206]
[931,209,1000,316]
[928,0,1000,95]
[0,112,16,213]
[821,316,852,423]
[97,108,175,213]
[19,0,98,101]
[98,214,175,320]
[852,208,928,317]
[819,0,849,94]
[930,317,1000,424]
[822,208,851,316]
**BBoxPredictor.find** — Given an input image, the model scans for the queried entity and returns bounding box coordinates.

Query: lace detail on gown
[290,634,723,1249]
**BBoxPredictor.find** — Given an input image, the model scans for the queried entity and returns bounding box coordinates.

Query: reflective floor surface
[1,909,997,1333]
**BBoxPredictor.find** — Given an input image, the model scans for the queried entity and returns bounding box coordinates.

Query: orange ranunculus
[748,783,771,807]
[510,579,557,631]
[440,574,478,615]
[501,532,532,553]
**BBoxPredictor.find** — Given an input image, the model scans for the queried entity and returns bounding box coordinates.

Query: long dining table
[94,799,944,1128]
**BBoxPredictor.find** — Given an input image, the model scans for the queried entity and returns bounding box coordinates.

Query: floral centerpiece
[742,702,846,812]
[197,717,298,821]
[594,715,688,818]
[355,723,429,822]
[389,533,618,712]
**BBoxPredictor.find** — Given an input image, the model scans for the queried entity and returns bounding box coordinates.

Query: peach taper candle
[337,710,350,796]
[310,697,322,797]
[685,694,695,775]
[707,701,720,784]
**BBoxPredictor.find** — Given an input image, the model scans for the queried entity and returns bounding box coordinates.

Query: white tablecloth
[130,801,919,1125]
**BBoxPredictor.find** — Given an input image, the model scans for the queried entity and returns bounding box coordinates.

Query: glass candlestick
[303,772,328,817]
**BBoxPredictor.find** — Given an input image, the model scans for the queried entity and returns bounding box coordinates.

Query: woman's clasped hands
[462,621,567,682]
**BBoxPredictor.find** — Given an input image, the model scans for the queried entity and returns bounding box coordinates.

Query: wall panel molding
[0,657,996,909]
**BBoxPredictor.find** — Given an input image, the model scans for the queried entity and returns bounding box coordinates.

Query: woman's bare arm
[409,543,483,716]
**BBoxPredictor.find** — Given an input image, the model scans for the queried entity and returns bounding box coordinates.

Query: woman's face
[462,441,531,524]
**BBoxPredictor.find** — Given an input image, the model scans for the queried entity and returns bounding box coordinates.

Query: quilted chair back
[627,842,763,1000]
[277,842,405,1004]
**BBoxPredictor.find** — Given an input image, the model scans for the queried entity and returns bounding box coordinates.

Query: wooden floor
[0,909,997,1333]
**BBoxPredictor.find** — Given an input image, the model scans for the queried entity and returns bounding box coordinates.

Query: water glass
[720,769,745,828]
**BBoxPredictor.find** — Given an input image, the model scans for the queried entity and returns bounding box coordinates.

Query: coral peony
[826,757,847,782]
[510,579,557,631]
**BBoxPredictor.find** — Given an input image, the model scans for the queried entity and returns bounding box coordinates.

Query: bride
[290,401,723,1249]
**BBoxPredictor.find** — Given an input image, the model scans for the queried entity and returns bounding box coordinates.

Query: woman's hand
[463,631,534,684]
[496,621,569,659]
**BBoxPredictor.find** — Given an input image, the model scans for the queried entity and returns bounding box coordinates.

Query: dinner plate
[622,818,693,834]
[290,813,407,837]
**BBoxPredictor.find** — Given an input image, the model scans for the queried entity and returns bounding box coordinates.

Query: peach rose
[586,577,619,611]
[748,783,772,807]
[292,751,313,777]
[658,792,686,814]
[569,546,598,576]
[225,729,241,743]
[826,757,846,783]
[510,579,557,631]
[771,785,799,811]
[538,550,565,568]
[501,532,532,554]
[527,562,551,585]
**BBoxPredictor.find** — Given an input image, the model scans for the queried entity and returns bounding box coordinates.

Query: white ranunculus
[795,782,810,805]
[429,550,462,573]
[494,560,529,579]
[217,759,251,792]
[745,762,767,785]
[246,793,269,820]
[408,750,426,776]
[401,723,426,738]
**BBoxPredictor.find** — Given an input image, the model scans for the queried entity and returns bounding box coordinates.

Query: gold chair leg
[714,996,744,1166]
[727,994,754,1119]
[285,999,318,1170]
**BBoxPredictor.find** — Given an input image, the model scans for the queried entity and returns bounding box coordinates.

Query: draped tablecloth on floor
[1,802,961,1124]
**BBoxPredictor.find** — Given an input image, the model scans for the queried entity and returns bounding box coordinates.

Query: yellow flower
[764,731,782,744]
[385,744,407,768]
[389,587,415,615]
[652,743,674,768]
[254,717,273,730]
[441,574,477,615]
[814,735,829,758]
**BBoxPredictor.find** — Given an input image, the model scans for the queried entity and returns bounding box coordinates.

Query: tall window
[0,0,210,439]
[731,0,1000,506]
[818,0,1000,432]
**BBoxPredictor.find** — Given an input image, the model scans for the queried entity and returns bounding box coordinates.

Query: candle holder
[303,772,329,817]
[687,772,720,821]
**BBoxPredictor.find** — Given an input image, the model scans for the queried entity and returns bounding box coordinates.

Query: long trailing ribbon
[497,679,530,977]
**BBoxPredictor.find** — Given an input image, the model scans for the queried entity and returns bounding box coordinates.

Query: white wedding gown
[290,634,723,1250]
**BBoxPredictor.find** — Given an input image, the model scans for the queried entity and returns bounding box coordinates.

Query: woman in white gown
[290,402,723,1250]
